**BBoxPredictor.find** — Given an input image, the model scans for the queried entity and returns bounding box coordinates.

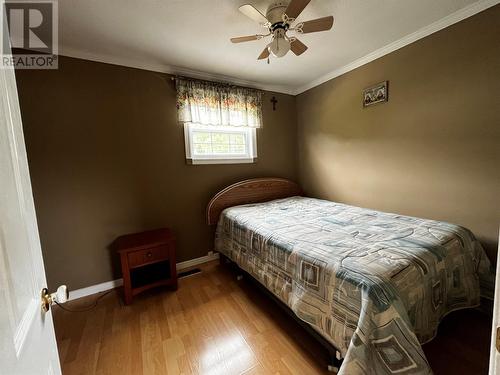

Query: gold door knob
[41,285,69,312]
[41,288,52,312]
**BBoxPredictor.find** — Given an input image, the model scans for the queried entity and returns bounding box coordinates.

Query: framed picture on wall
[363,81,388,107]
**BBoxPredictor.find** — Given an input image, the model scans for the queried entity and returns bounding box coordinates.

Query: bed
[207,178,492,375]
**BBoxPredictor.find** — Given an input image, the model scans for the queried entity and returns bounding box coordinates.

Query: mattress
[214,196,492,375]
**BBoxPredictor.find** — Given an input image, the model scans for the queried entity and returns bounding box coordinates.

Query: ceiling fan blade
[239,4,268,24]
[285,0,311,19]
[258,47,270,60]
[290,39,308,56]
[300,16,334,33]
[230,35,260,43]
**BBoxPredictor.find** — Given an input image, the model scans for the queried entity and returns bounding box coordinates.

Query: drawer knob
[147,252,152,257]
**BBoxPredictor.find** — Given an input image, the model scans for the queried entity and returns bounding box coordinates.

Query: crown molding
[293,0,499,95]
[58,47,296,95]
[58,0,498,97]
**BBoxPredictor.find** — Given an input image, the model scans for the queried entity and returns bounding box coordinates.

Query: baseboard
[68,252,219,301]
[69,279,124,301]
[176,252,219,270]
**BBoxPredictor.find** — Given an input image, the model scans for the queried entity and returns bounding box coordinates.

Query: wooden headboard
[206,178,302,225]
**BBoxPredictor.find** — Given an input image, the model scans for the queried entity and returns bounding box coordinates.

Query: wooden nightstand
[113,228,177,305]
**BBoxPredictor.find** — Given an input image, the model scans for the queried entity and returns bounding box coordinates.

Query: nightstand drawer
[127,245,169,268]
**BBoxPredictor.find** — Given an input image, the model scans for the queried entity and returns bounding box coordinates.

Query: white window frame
[184,123,257,165]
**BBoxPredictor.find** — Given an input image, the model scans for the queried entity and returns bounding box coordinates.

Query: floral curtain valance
[175,78,263,128]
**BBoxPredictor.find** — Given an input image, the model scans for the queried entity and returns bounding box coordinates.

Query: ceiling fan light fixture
[268,30,290,58]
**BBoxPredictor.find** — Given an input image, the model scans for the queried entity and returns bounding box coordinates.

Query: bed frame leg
[327,350,342,373]
[219,253,228,265]
[219,254,243,280]
[327,364,339,373]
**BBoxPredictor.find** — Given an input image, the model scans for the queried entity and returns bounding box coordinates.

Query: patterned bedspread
[214,196,492,375]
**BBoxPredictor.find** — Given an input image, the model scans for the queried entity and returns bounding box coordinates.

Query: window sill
[186,158,257,165]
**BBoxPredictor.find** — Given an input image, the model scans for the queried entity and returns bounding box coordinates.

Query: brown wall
[15,57,298,289]
[15,6,499,290]
[297,6,500,261]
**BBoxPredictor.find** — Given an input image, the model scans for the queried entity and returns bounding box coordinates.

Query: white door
[489,230,500,374]
[0,20,62,375]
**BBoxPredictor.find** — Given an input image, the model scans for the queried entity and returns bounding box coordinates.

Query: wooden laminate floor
[53,261,491,375]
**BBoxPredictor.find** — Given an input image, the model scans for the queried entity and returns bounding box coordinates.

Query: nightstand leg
[120,254,133,305]
[170,257,178,291]
[123,283,133,305]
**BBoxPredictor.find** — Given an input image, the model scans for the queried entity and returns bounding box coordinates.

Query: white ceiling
[58,0,497,94]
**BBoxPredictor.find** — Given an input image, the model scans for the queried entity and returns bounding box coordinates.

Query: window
[184,123,257,164]
[175,77,262,165]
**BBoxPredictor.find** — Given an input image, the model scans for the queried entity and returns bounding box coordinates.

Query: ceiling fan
[230,0,334,61]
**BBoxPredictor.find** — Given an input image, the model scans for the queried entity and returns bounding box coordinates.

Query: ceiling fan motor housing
[266,2,289,25]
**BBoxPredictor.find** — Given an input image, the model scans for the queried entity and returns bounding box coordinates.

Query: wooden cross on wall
[270,96,278,111]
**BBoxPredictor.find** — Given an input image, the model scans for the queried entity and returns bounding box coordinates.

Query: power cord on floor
[54,289,115,312]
